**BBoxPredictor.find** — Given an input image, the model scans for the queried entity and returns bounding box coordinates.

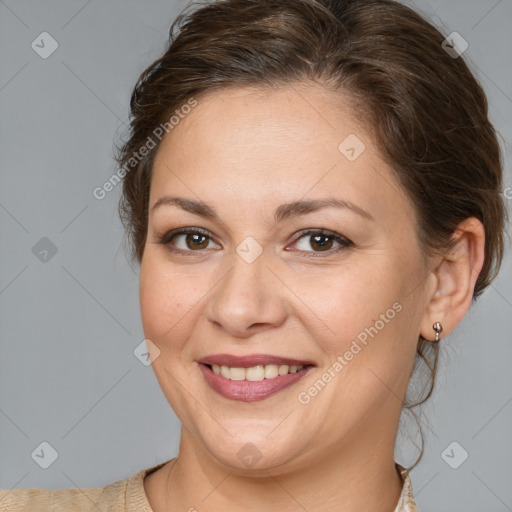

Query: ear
[419,217,486,341]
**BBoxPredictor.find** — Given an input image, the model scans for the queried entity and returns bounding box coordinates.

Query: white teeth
[208,363,305,380]
[246,366,265,381]
[230,367,246,381]
[264,364,279,379]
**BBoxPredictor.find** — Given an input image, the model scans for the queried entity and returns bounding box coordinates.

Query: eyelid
[160,226,211,243]
[290,228,352,244]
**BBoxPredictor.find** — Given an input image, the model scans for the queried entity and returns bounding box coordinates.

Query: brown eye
[161,228,220,253]
[308,234,335,251]
[180,233,210,250]
[290,229,353,256]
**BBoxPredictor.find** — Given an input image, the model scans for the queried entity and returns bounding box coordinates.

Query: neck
[164,424,404,512]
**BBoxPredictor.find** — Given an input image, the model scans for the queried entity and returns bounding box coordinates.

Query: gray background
[0,1,510,510]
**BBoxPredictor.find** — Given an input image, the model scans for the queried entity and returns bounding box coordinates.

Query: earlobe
[419,217,486,341]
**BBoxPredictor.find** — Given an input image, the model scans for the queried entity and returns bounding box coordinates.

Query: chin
[199,432,311,474]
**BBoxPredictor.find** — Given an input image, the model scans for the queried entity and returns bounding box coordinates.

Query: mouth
[202,362,313,380]
[197,354,316,402]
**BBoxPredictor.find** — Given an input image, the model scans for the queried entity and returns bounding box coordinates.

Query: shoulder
[0,459,171,512]
[0,480,122,512]
[0,488,50,511]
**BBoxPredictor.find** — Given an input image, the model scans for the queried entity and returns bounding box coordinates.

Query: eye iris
[310,234,333,251]
[186,233,208,250]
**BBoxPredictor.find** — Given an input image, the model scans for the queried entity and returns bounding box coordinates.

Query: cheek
[292,260,398,344]
[139,254,200,346]
[293,254,420,393]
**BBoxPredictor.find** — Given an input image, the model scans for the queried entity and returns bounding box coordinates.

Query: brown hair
[115,0,507,469]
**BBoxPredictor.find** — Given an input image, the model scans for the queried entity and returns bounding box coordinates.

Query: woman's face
[139,83,435,473]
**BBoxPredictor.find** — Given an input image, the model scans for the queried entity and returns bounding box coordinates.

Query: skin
[140,83,485,511]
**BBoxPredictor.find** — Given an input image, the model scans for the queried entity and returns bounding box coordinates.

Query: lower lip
[198,363,315,402]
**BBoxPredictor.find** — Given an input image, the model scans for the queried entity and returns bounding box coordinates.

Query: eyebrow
[151,196,374,223]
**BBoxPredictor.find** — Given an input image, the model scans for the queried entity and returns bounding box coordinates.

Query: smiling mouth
[203,363,313,381]
[198,361,316,402]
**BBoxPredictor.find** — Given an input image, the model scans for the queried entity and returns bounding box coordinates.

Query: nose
[205,244,288,338]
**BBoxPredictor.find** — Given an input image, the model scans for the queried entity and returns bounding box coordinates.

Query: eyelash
[158,227,354,258]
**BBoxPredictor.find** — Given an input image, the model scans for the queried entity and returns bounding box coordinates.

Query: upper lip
[198,353,316,368]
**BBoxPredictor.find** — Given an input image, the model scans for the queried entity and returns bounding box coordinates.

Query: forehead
[154,84,365,171]
[150,84,412,224]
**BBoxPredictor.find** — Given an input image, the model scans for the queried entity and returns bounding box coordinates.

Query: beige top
[0,459,419,511]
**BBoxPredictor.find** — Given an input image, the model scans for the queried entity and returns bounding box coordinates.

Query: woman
[0,0,506,510]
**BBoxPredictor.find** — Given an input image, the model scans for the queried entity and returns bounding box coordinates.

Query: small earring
[432,321,443,342]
